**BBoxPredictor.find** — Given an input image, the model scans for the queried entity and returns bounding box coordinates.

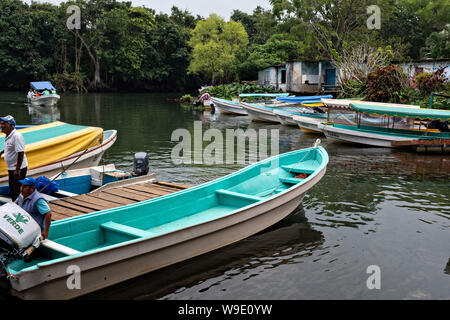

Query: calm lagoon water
[0,92,448,300]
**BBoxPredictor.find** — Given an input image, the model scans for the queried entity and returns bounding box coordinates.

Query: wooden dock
[49,181,191,221]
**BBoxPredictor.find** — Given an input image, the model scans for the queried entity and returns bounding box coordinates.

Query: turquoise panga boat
[1,143,328,299]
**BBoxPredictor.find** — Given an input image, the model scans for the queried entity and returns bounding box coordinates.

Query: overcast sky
[23,0,272,19]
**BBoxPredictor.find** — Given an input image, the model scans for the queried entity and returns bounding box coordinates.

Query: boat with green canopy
[0,142,328,299]
[319,102,450,153]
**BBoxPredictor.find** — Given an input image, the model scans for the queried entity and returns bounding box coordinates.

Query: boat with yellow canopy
[0,122,117,183]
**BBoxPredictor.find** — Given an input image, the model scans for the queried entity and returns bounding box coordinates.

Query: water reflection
[27,104,60,124]
[81,205,324,300]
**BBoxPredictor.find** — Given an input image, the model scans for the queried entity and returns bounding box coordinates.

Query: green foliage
[179,94,194,103]
[413,69,447,96]
[0,0,199,92]
[201,82,281,100]
[420,26,450,59]
[338,77,368,99]
[237,34,305,80]
[0,0,448,92]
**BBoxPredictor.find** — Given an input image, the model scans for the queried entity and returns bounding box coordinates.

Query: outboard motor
[132,152,149,177]
[0,203,41,278]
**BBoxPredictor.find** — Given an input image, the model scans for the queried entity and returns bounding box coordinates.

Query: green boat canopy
[350,103,450,121]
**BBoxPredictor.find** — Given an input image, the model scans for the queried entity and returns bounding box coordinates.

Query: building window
[265,71,270,85]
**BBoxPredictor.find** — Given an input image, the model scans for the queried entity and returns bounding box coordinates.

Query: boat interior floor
[49,181,192,221]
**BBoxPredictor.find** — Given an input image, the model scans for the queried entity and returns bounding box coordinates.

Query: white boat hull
[211,98,247,115]
[9,164,327,299]
[292,116,324,134]
[318,124,415,147]
[273,111,298,126]
[28,94,60,107]
[242,104,280,123]
[0,130,117,184]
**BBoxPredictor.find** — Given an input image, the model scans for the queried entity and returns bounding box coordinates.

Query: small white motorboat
[27,82,60,107]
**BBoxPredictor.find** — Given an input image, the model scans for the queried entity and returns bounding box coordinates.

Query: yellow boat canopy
[0,121,103,177]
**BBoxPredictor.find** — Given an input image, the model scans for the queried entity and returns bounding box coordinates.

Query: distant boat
[0,122,117,184]
[319,102,450,153]
[27,82,60,107]
[1,142,328,299]
[210,97,247,115]
[211,93,289,116]
[241,95,327,124]
[276,95,333,103]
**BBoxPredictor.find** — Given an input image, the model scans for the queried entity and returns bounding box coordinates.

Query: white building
[397,59,450,80]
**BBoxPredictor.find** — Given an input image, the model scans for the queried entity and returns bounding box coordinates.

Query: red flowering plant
[414,68,446,95]
[366,65,409,103]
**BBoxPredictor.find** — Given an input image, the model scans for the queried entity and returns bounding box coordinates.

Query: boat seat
[215,189,261,207]
[279,177,304,185]
[281,165,315,174]
[40,240,81,256]
[100,221,153,238]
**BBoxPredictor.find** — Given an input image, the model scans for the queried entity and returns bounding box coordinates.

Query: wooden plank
[122,185,161,199]
[50,200,94,214]
[49,203,88,217]
[150,183,184,192]
[60,197,111,211]
[154,181,192,189]
[120,186,157,197]
[50,212,72,221]
[72,194,120,209]
[89,192,137,205]
[102,188,149,201]
[122,185,163,197]
[140,183,174,196]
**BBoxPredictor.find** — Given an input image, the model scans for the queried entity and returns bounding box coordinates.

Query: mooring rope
[39,148,90,194]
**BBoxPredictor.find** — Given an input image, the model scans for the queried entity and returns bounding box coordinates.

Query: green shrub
[338,76,367,99]
[413,68,446,95]
[200,82,281,100]
[179,94,193,103]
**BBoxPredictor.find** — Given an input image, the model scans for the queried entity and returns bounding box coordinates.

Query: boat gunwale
[240,102,276,115]
[321,123,449,140]
[210,97,242,107]
[8,146,329,277]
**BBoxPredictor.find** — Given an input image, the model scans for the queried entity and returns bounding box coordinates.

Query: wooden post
[318,61,322,92]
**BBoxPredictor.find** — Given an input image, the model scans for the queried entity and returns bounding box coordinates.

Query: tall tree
[188,14,248,84]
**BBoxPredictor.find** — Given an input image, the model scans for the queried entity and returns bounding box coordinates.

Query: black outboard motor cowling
[0,230,17,278]
[132,152,149,177]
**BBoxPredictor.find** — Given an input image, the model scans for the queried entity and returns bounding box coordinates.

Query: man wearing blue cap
[15,177,52,240]
[0,115,28,201]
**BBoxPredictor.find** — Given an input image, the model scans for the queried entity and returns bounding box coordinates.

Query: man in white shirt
[0,115,28,201]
